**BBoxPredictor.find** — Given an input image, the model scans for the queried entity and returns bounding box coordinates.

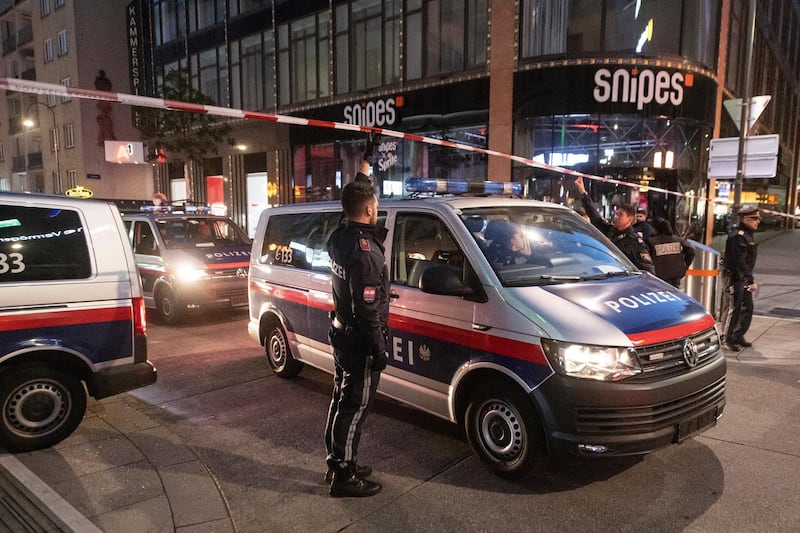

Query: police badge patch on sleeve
[359,238,370,251]
[363,286,376,303]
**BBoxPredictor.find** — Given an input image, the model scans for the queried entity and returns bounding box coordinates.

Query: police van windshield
[460,206,636,287]
[156,218,250,249]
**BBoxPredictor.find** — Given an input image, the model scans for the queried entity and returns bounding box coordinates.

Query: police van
[247,180,725,478]
[0,192,157,452]
[122,207,251,324]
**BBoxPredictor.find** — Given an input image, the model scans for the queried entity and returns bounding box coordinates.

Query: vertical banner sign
[126,0,153,126]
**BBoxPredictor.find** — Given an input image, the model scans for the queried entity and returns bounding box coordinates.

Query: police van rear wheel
[155,287,184,324]
[0,365,87,452]
[465,383,544,479]
[265,323,303,378]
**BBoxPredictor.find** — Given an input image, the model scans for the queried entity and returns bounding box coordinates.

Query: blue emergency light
[405,178,522,196]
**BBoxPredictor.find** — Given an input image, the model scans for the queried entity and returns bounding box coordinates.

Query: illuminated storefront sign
[593,68,690,110]
[343,96,401,127]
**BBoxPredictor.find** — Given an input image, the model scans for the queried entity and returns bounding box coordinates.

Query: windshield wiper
[582,271,635,280]
[506,275,582,287]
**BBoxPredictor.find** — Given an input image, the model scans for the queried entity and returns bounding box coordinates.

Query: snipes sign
[593,67,692,110]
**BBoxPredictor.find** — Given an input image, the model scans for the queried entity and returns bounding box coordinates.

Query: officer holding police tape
[324,140,389,498]
[721,205,760,351]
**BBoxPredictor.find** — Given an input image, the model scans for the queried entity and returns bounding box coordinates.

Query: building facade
[0,0,153,199]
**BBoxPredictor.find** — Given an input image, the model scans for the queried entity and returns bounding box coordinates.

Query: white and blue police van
[122,207,251,324]
[0,192,156,452]
[247,180,725,478]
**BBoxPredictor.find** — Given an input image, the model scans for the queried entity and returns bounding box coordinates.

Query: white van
[0,193,156,452]
[247,189,725,477]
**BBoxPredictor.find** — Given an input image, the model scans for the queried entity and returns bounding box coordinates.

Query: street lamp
[23,101,61,194]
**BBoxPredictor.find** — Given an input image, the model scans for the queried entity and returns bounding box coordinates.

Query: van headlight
[541,339,641,381]
[175,266,208,282]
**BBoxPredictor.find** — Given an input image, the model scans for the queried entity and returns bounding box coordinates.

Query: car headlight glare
[541,339,641,381]
[175,266,207,282]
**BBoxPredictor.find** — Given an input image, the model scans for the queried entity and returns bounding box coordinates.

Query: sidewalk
[717,228,800,365]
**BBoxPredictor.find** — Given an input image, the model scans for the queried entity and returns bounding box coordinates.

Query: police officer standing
[722,206,760,350]
[324,149,388,497]
[648,217,695,288]
[574,177,655,274]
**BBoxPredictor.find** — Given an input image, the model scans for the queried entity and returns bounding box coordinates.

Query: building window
[47,93,57,106]
[66,169,77,187]
[49,127,59,151]
[153,0,185,45]
[41,0,51,17]
[281,11,330,104]
[63,123,75,148]
[57,30,68,55]
[0,143,5,161]
[61,77,71,102]
[191,0,224,32]
[55,0,65,8]
[234,31,275,111]
[43,38,53,62]
[403,0,485,81]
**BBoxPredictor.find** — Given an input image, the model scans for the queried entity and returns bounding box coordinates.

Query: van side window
[261,212,341,271]
[0,205,91,282]
[133,221,159,256]
[391,213,466,288]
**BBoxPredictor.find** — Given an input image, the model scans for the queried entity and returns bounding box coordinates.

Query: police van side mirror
[419,266,475,297]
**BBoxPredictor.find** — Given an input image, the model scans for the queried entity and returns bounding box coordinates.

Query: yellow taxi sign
[65,185,94,199]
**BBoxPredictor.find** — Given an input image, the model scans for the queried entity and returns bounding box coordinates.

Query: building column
[487,0,516,182]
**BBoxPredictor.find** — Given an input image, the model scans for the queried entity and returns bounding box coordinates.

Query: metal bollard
[681,240,720,318]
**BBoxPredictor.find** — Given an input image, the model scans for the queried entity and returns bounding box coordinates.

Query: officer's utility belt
[330,312,358,336]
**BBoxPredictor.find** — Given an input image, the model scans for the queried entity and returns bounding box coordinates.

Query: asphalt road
[8,306,800,532]
[140,309,800,531]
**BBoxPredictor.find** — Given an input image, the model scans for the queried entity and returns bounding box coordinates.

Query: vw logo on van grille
[682,338,699,367]
[236,267,249,279]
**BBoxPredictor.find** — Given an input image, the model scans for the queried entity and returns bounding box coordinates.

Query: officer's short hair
[342,179,376,219]
[616,204,637,218]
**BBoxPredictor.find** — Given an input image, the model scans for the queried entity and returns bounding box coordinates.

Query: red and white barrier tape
[3,77,797,221]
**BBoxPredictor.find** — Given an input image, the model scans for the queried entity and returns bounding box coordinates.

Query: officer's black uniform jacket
[724,223,758,285]
[327,218,389,356]
[648,233,696,282]
[580,195,656,275]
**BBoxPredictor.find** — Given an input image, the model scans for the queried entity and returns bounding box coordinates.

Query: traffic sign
[723,95,771,132]
[708,134,779,179]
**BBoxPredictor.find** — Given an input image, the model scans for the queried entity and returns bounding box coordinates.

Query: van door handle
[389,291,400,300]
[472,323,491,331]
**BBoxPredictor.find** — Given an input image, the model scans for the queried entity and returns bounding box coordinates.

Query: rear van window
[260,212,342,271]
[0,205,91,282]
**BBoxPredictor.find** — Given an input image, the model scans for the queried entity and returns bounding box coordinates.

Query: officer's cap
[737,205,759,217]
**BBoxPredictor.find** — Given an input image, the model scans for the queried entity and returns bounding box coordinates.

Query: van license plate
[677,407,718,441]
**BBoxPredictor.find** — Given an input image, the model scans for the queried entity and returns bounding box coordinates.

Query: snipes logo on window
[593,68,693,110]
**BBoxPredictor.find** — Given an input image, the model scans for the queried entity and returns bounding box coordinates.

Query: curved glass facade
[520,0,720,69]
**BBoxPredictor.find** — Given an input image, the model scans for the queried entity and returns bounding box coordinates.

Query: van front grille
[629,327,721,382]
[575,376,725,436]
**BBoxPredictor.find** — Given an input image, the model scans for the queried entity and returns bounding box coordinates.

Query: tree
[135,69,234,201]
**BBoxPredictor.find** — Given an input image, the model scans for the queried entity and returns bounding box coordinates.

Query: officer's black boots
[324,463,372,484]
[329,465,381,497]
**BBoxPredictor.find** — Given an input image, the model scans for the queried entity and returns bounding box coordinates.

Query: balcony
[2,35,16,55]
[20,67,36,80]
[28,152,43,168]
[17,25,33,47]
[12,155,25,172]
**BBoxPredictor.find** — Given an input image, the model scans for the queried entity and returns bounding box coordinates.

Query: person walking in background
[648,217,695,288]
[324,150,388,497]
[721,206,761,351]
[574,177,655,274]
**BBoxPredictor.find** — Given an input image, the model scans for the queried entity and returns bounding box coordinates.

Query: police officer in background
[574,177,655,274]
[648,217,695,288]
[324,144,388,497]
[722,205,760,351]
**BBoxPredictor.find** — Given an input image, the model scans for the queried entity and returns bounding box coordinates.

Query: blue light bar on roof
[405,178,522,196]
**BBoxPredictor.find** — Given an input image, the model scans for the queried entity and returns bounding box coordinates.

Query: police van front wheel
[155,287,184,324]
[0,364,87,452]
[264,323,303,378]
[465,383,545,479]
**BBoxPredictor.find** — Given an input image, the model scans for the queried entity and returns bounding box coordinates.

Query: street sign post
[723,95,771,132]
[708,134,779,179]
